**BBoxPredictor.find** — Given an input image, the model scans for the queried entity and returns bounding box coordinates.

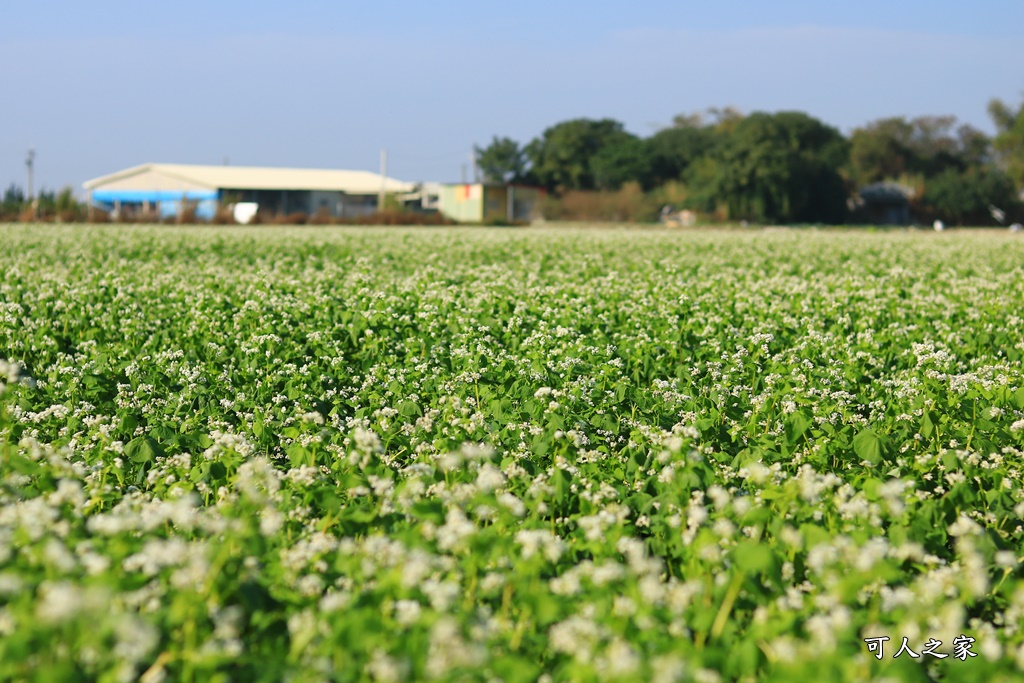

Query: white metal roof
[83,163,416,194]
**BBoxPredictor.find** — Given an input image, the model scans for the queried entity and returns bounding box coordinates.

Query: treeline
[0,185,87,222]
[477,98,1024,225]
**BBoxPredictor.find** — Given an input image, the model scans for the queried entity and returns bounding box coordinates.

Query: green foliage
[2,225,1024,682]
[474,136,529,184]
[919,166,1020,225]
[590,136,654,191]
[850,116,992,186]
[686,111,850,223]
[525,118,635,192]
[0,184,85,222]
[646,125,719,186]
[1,183,25,219]
[989,97,1024,189]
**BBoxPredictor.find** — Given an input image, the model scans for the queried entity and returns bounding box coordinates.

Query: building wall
[92,189,218,220]
[337,193,378,219]
[513,187,544,221]
[482,186,544,222]
[439,184,484,222]
[482,186,507,222]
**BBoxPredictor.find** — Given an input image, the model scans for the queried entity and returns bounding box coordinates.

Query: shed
[83,163,416,220]
[854,182,914,225]
[438,184,545,223]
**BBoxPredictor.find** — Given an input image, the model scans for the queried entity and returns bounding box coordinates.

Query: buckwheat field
[2,224,1024,683]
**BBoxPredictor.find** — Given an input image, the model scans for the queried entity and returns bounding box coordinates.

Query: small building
[853,182,914,225]
[438,184,545,223]
[82,163,416,220]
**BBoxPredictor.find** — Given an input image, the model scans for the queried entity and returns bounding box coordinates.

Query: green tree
[686,111,850,223]
[646,125,718,187]
[988,97,1024,189]
[54,187,85,221]
[36,189,57,217]
[474,136,528,184]
[525,118,634,191]
[919,166,1019,225]
[849,117,915,185]
[850,116,991,186]
[590,135,654,191]
[3,183,24,207]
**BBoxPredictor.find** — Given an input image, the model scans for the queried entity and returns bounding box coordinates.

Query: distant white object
[990,205,1006,224]
[933,219,945,232]
[233,202,259,224]
[1010,223,1023,233]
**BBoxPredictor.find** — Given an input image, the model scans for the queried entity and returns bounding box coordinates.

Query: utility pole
[25,149,36,221]
[379,149,388,212]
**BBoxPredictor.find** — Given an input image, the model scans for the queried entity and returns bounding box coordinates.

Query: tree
[525,118,634,192]
[919,166,1019,225]
[1,183,25,219]
[955,123,992,169]
[590,135,654,191]
[474,136,528,184]
[646,125,718,186]
[686,111,850,223]
[54,187,85,221]
[3,183,24,207]
[988,97,1024,189]
[849,116,991,186]
[849,117,915,185]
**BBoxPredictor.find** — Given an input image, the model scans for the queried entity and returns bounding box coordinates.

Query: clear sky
[3,1,1023,193]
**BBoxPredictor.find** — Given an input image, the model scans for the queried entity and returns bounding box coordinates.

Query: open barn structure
[82,163,417,220]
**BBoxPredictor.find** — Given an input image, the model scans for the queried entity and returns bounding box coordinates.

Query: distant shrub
[544,182,661,222]
[270,212,309,225]
[210,208,236,225]
[307,208,334,225]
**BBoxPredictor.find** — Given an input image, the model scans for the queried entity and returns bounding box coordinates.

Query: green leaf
[733,540,773,573]
[853,428,887,464]
[398,400,421,418]
[124,436,163,464]
[119,413,139,434]
[784,411,811,446]
[920,410,935,438]
[209,461,228,481]
[287,443,311,468]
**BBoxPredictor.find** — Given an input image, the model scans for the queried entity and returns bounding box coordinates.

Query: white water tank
[233,202,259,225]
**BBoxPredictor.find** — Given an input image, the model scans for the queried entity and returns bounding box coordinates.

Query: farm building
[852,182,914,225]
[438,184,545,223]
[82,163,416,220]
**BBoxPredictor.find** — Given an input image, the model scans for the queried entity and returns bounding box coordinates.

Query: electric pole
[25,149,35,221]
[379,149,388,211]
[26,149,35,200]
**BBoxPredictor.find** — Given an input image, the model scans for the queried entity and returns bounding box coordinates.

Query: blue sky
[2,1,1023,193]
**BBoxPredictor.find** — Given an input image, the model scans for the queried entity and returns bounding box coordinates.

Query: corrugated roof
[858,182,915,202]
[83,163,415,194]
